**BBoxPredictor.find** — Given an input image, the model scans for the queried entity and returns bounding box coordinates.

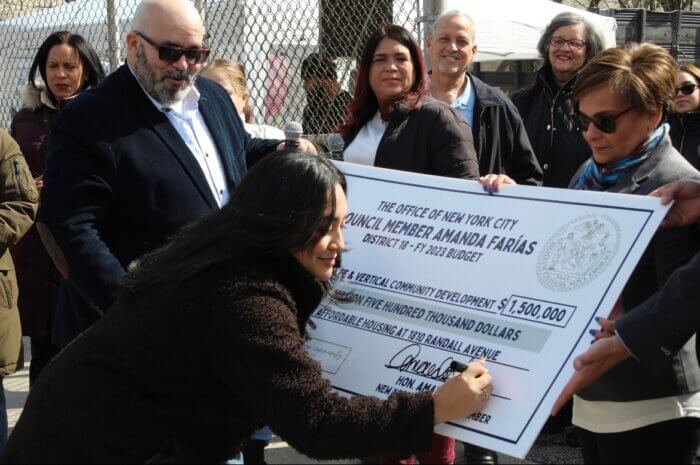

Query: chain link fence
[0,0,426,133]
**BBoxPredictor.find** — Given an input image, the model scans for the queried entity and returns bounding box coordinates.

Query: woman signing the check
[485,43,700,464]
[3,153,493,464]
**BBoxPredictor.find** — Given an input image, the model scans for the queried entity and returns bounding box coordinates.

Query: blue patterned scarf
[574,124,669,191]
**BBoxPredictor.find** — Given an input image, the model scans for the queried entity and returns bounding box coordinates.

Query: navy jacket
[469,74,542,185]
[617,250,700,375]
[39,65,280,347]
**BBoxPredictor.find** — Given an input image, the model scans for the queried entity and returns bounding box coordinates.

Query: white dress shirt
[129,65,229,207]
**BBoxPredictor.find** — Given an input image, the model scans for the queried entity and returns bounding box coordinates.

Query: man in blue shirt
[427,10,543,186]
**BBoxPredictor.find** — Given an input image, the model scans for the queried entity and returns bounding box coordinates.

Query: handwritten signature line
[385,343,512,401]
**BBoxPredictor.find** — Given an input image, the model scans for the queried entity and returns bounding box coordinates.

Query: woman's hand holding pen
[432,359,492,425]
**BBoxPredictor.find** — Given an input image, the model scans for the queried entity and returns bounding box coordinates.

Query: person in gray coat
[567,43,700,464]
[552,179,700,414]
[484,41,700,465]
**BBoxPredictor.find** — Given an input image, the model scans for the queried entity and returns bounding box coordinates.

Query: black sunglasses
[135,31,210,65]
[571,107,636,134]
[677,83,698,96]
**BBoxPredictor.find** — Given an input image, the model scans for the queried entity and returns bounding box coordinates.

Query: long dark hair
[340,24,429,138]
[28,31,106,106]
[119,152,347,299]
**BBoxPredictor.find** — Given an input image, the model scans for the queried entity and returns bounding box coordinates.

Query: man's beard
[135,44,198,106]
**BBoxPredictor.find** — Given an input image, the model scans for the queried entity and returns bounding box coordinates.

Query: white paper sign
[306,162,670,459]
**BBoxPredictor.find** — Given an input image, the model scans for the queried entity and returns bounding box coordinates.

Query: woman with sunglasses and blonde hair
[669,64,700,169]
[565,43,700,464]
[479,42,700,465]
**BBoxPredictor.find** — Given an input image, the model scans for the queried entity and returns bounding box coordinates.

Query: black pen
[450,361,469,373]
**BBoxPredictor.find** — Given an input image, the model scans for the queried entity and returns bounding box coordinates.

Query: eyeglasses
[134,31,210,65]
[677,83,698,96]
[571,107,636,134]
[550,36,586,50]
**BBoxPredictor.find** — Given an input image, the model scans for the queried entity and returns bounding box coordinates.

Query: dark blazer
[39,65,280,348]
[469,74,542,185]
[3,256,434,463]
[571,138,700,402]
[617,250,700,375]
[344,97,480,179]
[511,66,591,188]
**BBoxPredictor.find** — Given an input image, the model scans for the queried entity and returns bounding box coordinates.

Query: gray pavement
[6,338,582,464]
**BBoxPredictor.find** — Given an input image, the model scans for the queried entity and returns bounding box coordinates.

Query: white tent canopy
[438,0,618,62]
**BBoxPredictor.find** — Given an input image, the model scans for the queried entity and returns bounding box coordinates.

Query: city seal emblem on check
[537,214,621,292]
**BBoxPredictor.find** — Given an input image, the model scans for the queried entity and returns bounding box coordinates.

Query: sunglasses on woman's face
[571,107,635,134]
[135,32,210,65]
[677,84,698,96]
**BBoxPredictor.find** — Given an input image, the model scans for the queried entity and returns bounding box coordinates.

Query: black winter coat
[617,251,700,375]
[669,111,700,170]
[469,74,542,185]
[343,97,480,179]
[4,256,434,463]
[511,67,590,188]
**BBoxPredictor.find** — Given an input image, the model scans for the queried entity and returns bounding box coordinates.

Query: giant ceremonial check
[305,161,671,459]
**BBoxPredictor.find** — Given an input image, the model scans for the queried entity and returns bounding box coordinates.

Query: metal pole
[106,0,120,72]
[422,0,447,69]
[195,0,206,24]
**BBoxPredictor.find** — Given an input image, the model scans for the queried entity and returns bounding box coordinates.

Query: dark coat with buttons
[4,256,435,463]
[38,64,281,349]
[9,88,61,340]
[511,66,591,188]
[468,73,542,185]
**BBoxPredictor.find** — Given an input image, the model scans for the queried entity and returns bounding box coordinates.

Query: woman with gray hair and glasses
[511,12,605,189]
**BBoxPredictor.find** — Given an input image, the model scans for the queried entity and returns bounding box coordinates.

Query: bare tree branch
[564,0,693,11]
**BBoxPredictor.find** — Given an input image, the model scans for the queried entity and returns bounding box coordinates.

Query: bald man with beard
[36,0,315,350]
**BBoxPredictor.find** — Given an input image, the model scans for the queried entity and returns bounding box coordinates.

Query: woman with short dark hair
[10,30,106,386]
[4,152,493,463]
[511,12,606,188]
